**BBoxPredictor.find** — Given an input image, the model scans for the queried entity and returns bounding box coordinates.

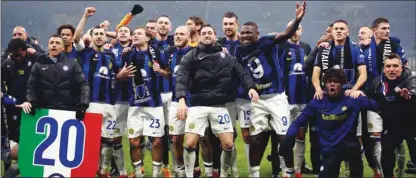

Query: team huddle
[1,1,416,178]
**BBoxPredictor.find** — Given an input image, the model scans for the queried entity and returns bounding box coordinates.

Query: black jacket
[26,53,90,111]
[368,67,416,136]
[1,52,41,104]
[176,43,256,106]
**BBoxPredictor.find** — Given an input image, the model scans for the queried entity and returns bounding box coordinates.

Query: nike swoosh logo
[224,127,230,130]
[42,67,48,70]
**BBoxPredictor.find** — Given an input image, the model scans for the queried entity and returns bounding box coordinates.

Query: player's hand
[152,60,161,73]
[117,62,136,80]
[84,7,96,17]
[122,47,132,55]
[27,48,36,55]
[0,92,3,98]
[76,106,86,121]
[103,43,112,50]
[314,88,323,100]
[295,0,306,21]
[397,87,412,100]
[177,98,188,120]
[100,20,111,30]
[16,102,32,114]
[222,47,229,54]
[347,90,365,98]
[248,89,259,103]
[319,42,330,48]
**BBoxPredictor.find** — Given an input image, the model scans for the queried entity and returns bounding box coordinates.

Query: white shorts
[289,104,306,122]
[127,106,165,138]
[114,102,129,137]
[357,113,362,136]
[226,102,238,128]
[169,102,185,135]
[161,92,172,125]
[87,102,117,138]
[235,99,252,129]
[367,111,383,133]
[185,106,234,136]
[250,93,290,136]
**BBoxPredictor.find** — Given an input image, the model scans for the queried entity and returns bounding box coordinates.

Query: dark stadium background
[1,1,415,69]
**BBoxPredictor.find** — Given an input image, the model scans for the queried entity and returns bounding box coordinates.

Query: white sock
[100,143,113,174]
[204,162,213,177]
[153,161,163,177]
[285,167,295,177]
[231,148,239,177]
[250,166,260,178]
[184,147,196,178]
[294,139,306,173]
[396,142,406,178]
[245,144,251,175]
[360,145,365,161]
[374,138,383,176]
[113,143,127,175]
[133,160,143,177]
[177,164,186,177]
[220,147,234,177]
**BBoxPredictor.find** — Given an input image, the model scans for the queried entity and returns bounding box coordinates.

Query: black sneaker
[405,167,416,174]
[301,164,314,174]
[407,161,416,169]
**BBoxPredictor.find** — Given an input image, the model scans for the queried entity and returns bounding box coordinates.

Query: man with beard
[366,53,416,178]
[176,24,259,178]
[234,1,305,177]
[281,68,378,178]
[215,11,242,177]
[57,24,86,60]
[278,20,311,178]
[146,20,158,38]
[74,7,128,176]
[152,14,175,177]
[186,16,204,47]
[117,27,168,178]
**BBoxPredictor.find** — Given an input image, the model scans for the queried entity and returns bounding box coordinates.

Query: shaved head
[13,26,28,41]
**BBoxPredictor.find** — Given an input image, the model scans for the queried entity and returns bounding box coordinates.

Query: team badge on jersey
[63,66,68,71]
[342,106,347,111]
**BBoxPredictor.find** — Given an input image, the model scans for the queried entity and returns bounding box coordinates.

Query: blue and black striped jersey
[78,48,116,104]
[279,41,311,104]
[235,35,285,96]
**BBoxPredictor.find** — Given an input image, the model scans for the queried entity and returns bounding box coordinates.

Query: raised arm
[274,0,306,44]
[74,7,96,43]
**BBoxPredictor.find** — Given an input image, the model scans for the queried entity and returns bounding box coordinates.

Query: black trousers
[319,138,363,178]
[381,131,416,178]
[6,107,21,143]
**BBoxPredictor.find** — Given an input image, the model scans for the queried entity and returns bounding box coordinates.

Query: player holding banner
[117,27,168,178]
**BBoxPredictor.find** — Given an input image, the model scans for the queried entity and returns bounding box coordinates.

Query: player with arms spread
[234,1,306,177]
